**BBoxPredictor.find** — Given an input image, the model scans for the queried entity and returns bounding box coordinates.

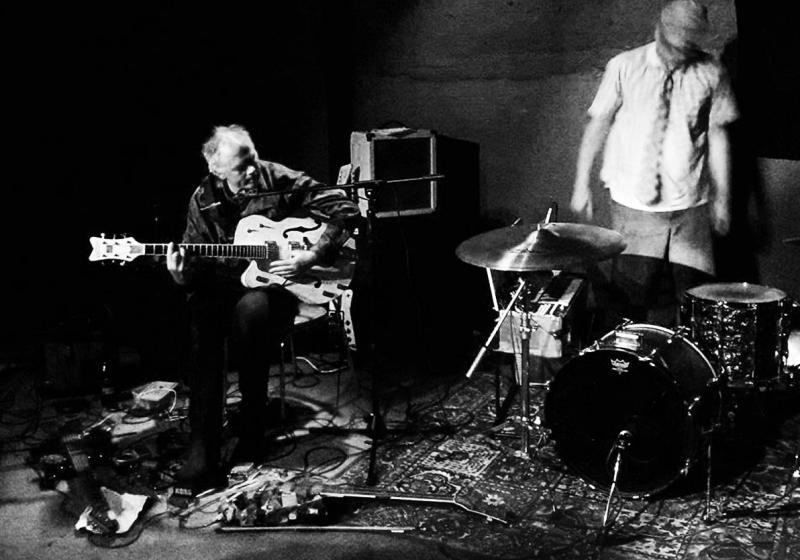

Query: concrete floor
[0,347,473,560]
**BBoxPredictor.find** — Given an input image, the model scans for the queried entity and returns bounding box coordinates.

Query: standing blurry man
[571,0,738,326]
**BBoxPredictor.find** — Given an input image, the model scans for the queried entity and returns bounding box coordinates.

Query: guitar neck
[142,243,277,260]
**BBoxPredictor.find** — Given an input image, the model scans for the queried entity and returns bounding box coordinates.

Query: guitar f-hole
[282,221,322,238]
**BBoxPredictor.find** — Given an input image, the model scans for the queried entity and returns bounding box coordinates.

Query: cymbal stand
[518,308,534,455]
[465,277,537,455]
[465,277,528,379]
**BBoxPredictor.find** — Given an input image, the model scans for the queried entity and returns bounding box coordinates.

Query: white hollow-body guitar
[89,215,356,305]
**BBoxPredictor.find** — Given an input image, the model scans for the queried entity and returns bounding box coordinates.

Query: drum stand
[466,275,553,455]
[702,430,716,523]
[708,376,800,523]
[696,371,733,523]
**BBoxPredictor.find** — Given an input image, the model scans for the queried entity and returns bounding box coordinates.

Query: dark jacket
[180,160,360,289]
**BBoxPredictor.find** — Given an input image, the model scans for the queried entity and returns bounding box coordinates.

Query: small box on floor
[130,381,178,415]
[228,462,256,486]
[167,485,195,508]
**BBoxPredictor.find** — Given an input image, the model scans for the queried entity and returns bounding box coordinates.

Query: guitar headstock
[88,235,143,263]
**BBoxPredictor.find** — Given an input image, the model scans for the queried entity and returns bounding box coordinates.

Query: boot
[175,410,226,492]
[232,392,282,465]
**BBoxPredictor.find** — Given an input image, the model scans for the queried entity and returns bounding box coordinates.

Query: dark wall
[4,2,798,373]
[344,0,799,299]
[2,4,353,362]
[734,2,800,161]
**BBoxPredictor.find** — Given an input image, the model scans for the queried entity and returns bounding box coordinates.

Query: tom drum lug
[579,340,601,355]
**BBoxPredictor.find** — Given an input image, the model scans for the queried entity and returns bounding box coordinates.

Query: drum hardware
[710,439,800,523]
[457,207,626,457]
[702,435,716,523]
[602,429,632,528]
[698,377,727,523]
[591,319,633,346]
[465,277,528,380]
[518,306,534,454]
[464,276,542,455]
[679,283,800,519]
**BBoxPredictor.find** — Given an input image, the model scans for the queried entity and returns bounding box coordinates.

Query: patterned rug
[326,372,800,559]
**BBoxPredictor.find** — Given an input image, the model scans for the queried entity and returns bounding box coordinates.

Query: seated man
[166,124,360,489]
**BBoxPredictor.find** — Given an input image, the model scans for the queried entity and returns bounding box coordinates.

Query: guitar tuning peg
[100,233,106,238]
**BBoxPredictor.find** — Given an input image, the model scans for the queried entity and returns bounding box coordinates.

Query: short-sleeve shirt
[589,42,738,212]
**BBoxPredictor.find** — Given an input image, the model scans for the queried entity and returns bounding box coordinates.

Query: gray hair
[202,124,259,164]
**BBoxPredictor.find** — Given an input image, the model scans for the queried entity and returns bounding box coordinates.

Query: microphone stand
[602,430,631,528]
[241,173,444,486]
[359,182,384,486]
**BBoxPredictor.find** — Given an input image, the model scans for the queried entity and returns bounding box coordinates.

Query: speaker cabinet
[349,129,483,372]
[350,128,438,217]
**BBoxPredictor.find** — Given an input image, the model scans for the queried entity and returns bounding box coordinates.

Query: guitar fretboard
[142,243,280,260]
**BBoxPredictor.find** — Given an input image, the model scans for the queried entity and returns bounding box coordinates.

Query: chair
[275,291,353,421]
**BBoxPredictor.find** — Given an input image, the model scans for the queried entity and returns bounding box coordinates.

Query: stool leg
[278,339,287,422]
[290,335,300,379]
[333,306,351,410]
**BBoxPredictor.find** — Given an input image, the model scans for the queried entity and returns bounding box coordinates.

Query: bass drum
[544,323,718,497]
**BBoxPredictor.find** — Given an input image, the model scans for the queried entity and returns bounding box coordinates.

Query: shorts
[610,201,714,275]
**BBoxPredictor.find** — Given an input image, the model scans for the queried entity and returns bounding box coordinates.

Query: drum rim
[686,282,787,304]
[621,323,718,382]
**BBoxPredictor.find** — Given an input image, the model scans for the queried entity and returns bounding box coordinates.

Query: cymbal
[687,282,787,304]
[456,222,626,271]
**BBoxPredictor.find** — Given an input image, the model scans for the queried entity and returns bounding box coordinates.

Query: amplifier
[349,128,438,218]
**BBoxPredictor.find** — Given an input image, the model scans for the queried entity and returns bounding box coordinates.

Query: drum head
[545,347,697,497]
[686,282,786,304]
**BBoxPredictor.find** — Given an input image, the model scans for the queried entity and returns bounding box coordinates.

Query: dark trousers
[185,286,298,454]
[611,254,712,328]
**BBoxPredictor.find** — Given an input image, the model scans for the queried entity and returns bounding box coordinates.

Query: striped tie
[642,68,676,205]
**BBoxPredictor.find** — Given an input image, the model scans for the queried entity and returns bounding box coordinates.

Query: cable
[87,510,171,548]
[290,372,321,389]
[302,445,348,476]
[294,355,348,375]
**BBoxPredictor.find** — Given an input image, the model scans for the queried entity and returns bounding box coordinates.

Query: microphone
[618,429,633,442]
[614,428,634,452]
